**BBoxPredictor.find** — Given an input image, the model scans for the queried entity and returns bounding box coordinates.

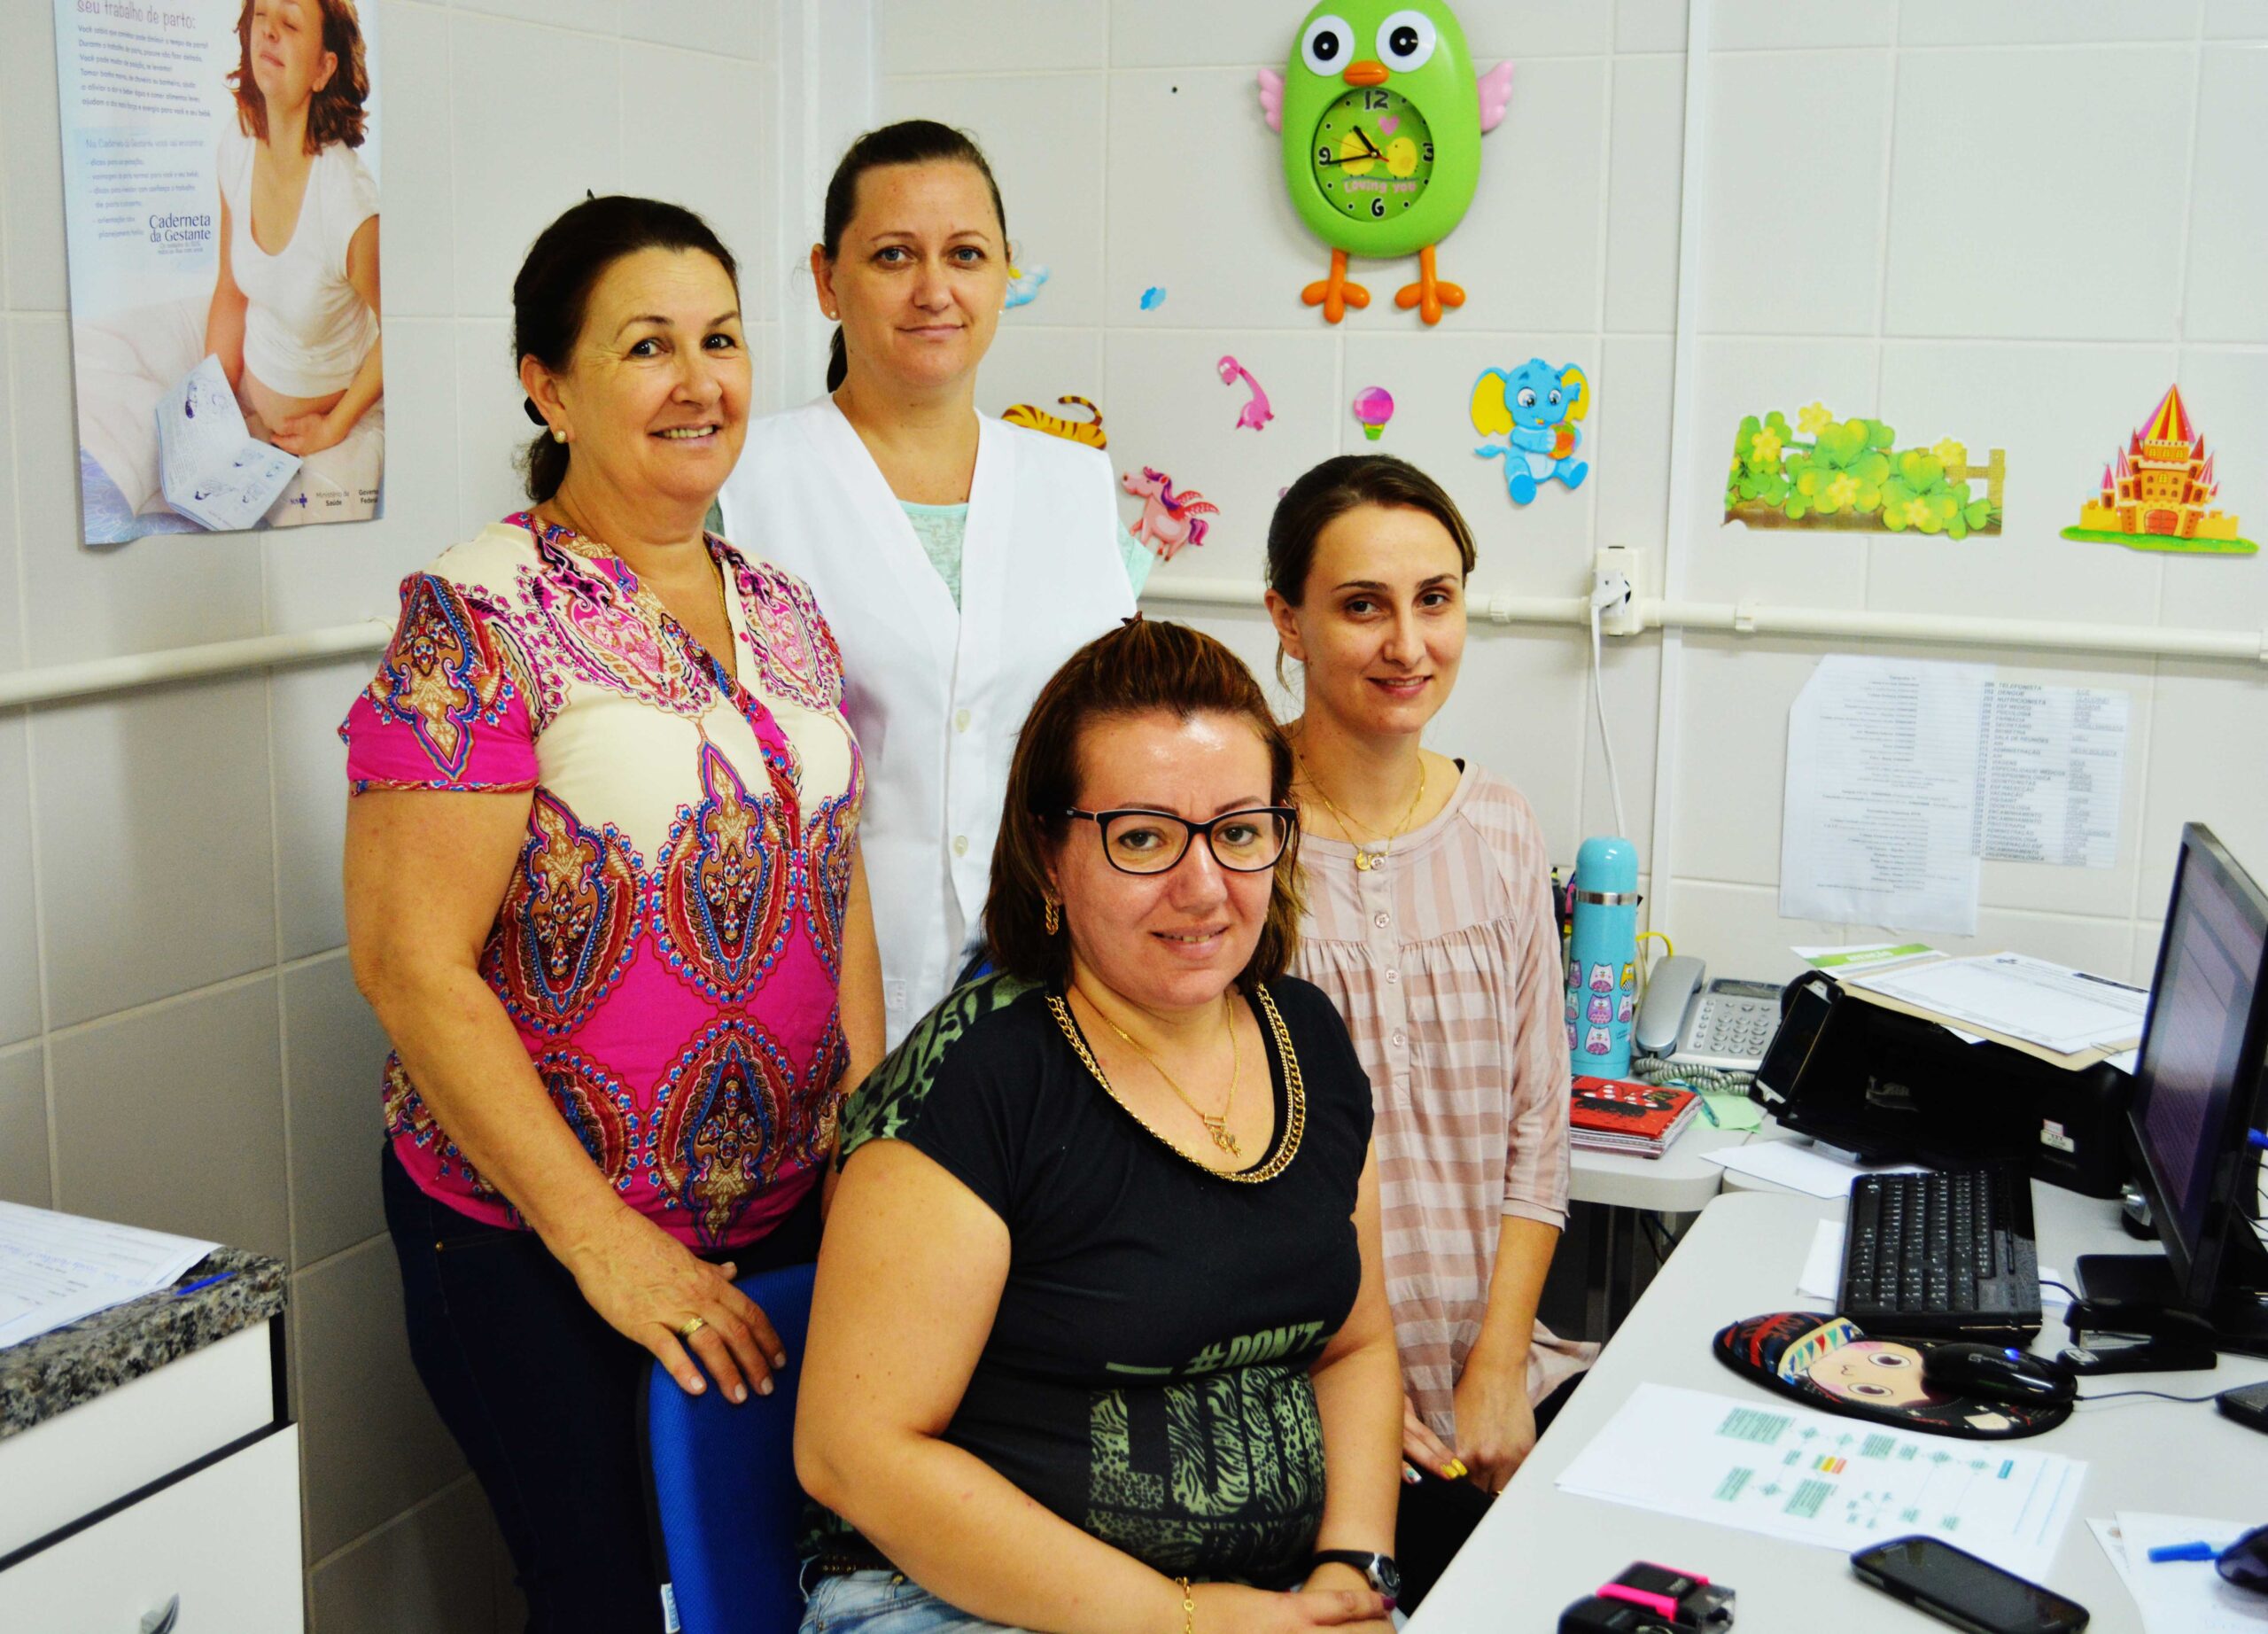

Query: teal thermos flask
[1566,836,1641,1077]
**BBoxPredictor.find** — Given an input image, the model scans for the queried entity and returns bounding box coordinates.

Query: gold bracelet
[1175,1575,1194,1634]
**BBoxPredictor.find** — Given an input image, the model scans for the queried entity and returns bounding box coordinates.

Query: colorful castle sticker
[2062,385,2254,556]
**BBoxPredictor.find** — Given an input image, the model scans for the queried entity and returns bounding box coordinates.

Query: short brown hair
[1264,454,1478,607]
[984,619,1304,991]
[230,0,370,154]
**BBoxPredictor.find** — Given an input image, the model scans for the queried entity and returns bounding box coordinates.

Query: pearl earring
[552,428,568,444]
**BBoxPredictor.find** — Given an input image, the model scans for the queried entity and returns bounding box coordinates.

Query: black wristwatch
[1311,1550,1401,1606]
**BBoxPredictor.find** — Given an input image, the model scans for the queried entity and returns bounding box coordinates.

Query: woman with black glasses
[792,619,1402,1634]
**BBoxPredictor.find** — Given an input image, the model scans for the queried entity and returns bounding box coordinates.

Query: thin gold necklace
[1300,751,1426,873]
[1073,986,1241,1157]
[1049,984,1306,1183]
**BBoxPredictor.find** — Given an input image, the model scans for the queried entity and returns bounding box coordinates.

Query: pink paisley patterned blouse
[341,513,862,1250]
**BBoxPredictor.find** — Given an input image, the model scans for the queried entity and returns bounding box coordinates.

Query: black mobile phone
[2219,1379,2268,1433]
[1851,1537,2089,1634]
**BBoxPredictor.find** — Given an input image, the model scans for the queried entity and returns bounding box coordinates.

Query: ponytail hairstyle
[819,120,1007,393]
[511,196,738,504]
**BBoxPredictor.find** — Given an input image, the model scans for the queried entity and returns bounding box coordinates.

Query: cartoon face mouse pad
[1713,1313,2071,1440]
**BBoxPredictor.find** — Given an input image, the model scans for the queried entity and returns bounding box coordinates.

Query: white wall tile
[1594,334,1676,557]
[2156,348,2268,634]
[273,658,364,964]
[1105,68,1340,332]
[1450,55,1610,333]
[1582,629,1661,855]
[1899,1,2202,45]
[1605,53,1685,335]
[1341,329,1600,596]
[1710,2,1895,51]
[1106,327,1340,583]
[1697,51,1890,337]
[32,676,278,1026]
[883,0,1107,74]
[1868,341,2179,628]
[1425,626,1591,862]
[0,1044,47,1208]
[455,318,533,539]
[50,978,288,1257]
[1874,907,2138,979]
[2131,919,2167,985]
[456,0,621,36]
[641,0,778,60]
[0,718,43,1047]
[2184,45,2268,344]
[1658,877,1845,984]
[1619,0,1691,53]
[1884,47,2193,342]
[1668,634,1829,887]
[625,43,779,323]
[1106,4,1297,70]
[1464,4,1615,59]
[2207,0,2268,36]
[449,17,623,323]
[297,1235,469,1560]
[375,2,454,320]
[881,73,1108,328]
[308,1478,502,1634]
[975,325,1107,425]
[1682,337,1879,608]
[0,0,66,311]
[2133,662,2268,914]
[12,317,268,668]
[285,954,389,1269]
[0,320,21,673]
[266,320,458,635]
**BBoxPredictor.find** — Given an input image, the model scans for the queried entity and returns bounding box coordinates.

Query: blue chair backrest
[643,1260,818,1634]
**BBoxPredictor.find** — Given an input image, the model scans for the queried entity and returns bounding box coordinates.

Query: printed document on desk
[1557,1382,2085,1583]
[0,1200,216,1350]
[1845,953,2147,1059]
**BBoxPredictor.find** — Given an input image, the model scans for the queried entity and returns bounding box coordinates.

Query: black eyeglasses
[1060,806,1297,875]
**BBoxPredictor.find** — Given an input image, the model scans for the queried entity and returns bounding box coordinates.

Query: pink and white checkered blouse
[341,513,861,1250]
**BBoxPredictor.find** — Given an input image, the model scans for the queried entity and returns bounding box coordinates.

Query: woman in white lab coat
[720,121,1146,1045]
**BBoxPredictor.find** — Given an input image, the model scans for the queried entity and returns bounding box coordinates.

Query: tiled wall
[0,2,784,1629]
[880,0,2268,990]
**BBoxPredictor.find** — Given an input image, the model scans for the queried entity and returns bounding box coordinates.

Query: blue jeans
[802,1572,1029,1633]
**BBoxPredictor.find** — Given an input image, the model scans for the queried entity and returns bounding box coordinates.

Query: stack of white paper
[2090,1513,2268,1632]
[1556,1383,2086,1583]
[1845,953,2148,1057]
[0,1200,218,1350]
[1699,1140,1928,1200]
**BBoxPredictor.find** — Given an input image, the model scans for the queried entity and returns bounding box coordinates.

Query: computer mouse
[1922,1342,2078,1406]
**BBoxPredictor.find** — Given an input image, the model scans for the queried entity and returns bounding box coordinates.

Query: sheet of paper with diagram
[1555,1383,2086,1583]
[1781,657,2132,936]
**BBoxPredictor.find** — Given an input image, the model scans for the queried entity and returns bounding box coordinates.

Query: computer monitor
[2080,824,2268,1342]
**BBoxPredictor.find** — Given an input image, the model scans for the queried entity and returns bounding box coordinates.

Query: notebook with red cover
[1569,1076,1701,1156]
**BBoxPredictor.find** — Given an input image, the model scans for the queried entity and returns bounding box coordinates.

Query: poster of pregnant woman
[55,0,384,542]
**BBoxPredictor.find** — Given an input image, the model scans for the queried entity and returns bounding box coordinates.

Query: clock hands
[1319,125,1388,166]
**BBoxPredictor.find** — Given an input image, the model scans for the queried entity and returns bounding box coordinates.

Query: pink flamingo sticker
[1217,355,1274,431]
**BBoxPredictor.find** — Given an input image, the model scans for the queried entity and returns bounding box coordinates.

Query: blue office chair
[641,1260,818,1634]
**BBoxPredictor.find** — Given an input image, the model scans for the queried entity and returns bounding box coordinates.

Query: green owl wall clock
[1259,4,1513,324]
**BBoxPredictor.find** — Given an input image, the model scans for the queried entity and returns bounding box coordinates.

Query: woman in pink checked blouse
[343,196,883,1634]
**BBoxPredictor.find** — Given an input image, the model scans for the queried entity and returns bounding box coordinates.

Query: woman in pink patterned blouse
[343,197,884,1634]
[1263,455,1592,1613]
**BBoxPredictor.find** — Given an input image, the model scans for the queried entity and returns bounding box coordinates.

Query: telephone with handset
[1631,955,1784,1071]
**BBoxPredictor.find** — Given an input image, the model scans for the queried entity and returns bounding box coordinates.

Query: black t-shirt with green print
[804,971,1374,1588]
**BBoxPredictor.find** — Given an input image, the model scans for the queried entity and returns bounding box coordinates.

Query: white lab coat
[718,396,1135,1044]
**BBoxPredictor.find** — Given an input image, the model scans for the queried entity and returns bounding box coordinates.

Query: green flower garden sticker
[1725,408,2003,537]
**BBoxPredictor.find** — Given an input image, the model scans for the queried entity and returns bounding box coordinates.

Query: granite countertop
[0,1246,287,1439]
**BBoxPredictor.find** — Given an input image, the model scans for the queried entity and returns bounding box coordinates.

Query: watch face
[1309,87,1434,222]
[1374,1555,1402,1599]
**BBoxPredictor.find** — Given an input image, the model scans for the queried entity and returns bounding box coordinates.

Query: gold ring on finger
[676,1315,708,1341]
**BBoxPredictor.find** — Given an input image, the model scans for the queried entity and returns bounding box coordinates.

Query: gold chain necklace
[1299,752,1426,873]
[1076,986,1242,1158]
[1048,984,1306,1183]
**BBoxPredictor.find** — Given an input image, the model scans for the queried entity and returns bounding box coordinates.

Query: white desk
[1568,1119,1757,1213]
[1412,1185,2268,1632]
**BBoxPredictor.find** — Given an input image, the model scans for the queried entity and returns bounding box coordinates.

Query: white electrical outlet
[1592,546,1642,636]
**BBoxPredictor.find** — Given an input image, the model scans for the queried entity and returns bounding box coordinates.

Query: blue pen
[2248,1129,2267,1153]
[2146,1541,2218,1563]
[173,1270,238,1298]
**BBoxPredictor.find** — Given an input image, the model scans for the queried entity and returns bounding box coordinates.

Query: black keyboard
[1837,1164,2042,1342]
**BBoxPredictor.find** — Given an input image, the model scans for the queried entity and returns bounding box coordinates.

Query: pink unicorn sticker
[1122,466,1220,562]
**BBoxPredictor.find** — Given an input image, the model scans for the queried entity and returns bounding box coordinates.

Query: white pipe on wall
[0,621,392,711]
[1138,576,2268,665]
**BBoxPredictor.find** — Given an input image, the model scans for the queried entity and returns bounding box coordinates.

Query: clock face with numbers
[1309,86,1435,223]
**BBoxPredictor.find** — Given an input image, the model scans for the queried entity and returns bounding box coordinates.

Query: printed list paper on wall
[1781,657,2130,936]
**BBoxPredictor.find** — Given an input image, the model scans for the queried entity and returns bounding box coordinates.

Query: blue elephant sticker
[1472,359,1590,504]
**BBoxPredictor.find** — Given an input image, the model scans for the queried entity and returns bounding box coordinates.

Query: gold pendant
[1200,1117,1241,1158]
[1355,850,1379,872]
